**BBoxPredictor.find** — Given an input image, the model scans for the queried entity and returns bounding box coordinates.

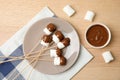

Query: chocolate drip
[42,35,52,43]
[61,38,70,47]
[56,48,62,57]
[60,56,67,65]
[55,31,64,41]
[47,23,56,32]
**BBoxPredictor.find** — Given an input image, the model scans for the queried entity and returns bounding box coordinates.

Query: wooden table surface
[0,0,120,80]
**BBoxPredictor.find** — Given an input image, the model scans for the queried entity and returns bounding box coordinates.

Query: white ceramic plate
[23,17,80,74]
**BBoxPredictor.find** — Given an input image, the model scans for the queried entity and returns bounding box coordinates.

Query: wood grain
[0,0,120,80]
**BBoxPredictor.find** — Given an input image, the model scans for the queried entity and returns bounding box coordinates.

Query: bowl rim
[85,23,111,49]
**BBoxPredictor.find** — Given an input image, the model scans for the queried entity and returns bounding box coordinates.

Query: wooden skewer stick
[24,45,57,58]
[0,56,23,59]
[12,56,40,80]
[24,42,56,58]
[7,40,55,79]
[0,43,55,60]
[0,50,39,60]
[27,47,44,80]
[23,41,55,59]
[24,37,43,58]
[0,57,27,64]
[1,57,53,62]
[0,46,51,64]
[0,53,50,64]
[12,57,37,80]
[6,57,52,80]
[27,59,38,80]
[38,59,53,62]
[21,45,56,58]
[26,45,56,58]
[27,55,53,80]
[44,45,57,50]
[12,46,44,80]
[0,49,46,60]
[0,47,53,64]
[6,35,42,79]
[0,57,26,64]
[23,45,56,57]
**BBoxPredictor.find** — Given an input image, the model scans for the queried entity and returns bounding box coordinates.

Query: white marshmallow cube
[84,10,95,22]
[63,5,75,17]
[57,42,65,49]
[54,57,60,65]
[40,40,49,47]
[102,51,114,63]
[43,28,52,35]
[52,34,60,43]
[50,49,58,58]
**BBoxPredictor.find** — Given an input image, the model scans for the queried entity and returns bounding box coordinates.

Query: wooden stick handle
[12,56,37,80]
[0,58,23,64]
[27,59,38,80]
[6,42,54,80]
[0,45,55,60]
[0,56,23,59]
[44,45,57,50]
[27,49,43,80]
[38,59,53,62]
[12,47,44,80]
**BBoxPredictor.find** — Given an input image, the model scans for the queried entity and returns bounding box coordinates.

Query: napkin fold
[0,7,93,80]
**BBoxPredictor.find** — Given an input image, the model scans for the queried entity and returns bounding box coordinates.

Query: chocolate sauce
[47,23,56,32]
[60,56,66,65]
[86,25,109,47]
[62,38,70,47]
[42,35,52,43]
[56,48,62,57]
[55,31,64,41]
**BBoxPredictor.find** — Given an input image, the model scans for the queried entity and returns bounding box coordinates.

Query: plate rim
[23,17,80,74]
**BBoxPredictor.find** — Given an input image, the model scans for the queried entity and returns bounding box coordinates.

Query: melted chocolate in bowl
[86,24,109,47]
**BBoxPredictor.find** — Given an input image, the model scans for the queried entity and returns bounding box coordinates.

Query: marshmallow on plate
[40,35,52,47]
[63,5,75,17]
[57,38,70,49]
[54,56,67,66]
[102,51,114,63]
[50,48,62,58]
[52,31,64,43]
[84,10,95,22]
[43,23,56,35]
